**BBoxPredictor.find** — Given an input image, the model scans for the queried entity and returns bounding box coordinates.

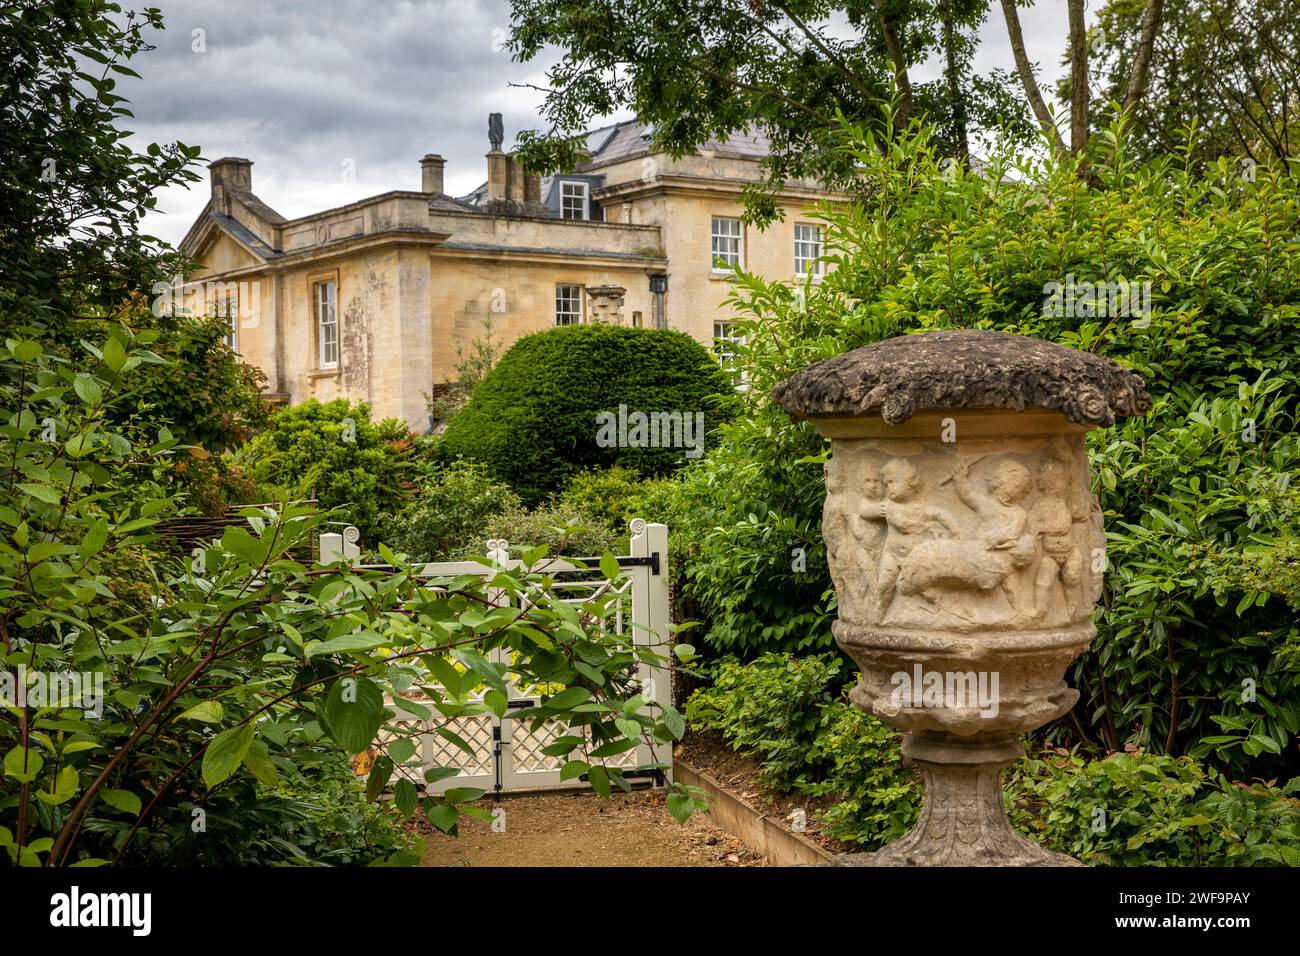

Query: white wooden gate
[325,520,673,795]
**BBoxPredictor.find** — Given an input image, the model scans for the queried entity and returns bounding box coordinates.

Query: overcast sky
[123,0,1081,246]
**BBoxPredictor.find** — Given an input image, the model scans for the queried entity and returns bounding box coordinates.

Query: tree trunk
[941,0,970,165]
[1123,0,1166,112]
[874,0,915,123]
[998,0,1066,156]
[1067,0,1089,155]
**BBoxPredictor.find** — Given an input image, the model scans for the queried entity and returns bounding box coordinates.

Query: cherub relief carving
[1030,458,1085,625]
[822,459,854,614]
[857,458,961,621]
[826,442,1104,631]
[881,456,1037,626]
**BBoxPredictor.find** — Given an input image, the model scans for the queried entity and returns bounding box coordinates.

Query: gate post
[629,519,672,784]
[319,525,361,564]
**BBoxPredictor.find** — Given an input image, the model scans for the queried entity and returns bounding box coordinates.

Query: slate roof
[457,118,772,206]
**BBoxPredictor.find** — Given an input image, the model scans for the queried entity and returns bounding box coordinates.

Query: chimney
[209,157,252,215]
[507,156,526,202]
[524,172,542,204]
[420,154,445,194]
[486,151,508,201]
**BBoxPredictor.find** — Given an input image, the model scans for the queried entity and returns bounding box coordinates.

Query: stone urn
[773,329,1151,866]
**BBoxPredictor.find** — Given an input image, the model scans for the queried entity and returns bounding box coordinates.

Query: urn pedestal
[773,330,1151,866]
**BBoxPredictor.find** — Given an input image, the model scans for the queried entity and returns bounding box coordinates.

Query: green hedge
[440,325,735,503]
[380,457,623,561]
[241,398,412,542]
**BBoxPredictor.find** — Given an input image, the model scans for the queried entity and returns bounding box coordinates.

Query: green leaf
[220,525,266,565]
[599,551,621,581]
[662,705,686,741]
[423,766,461,785]
[426,801,458,834]
[365,756,395,801]
[394,779,418,816]
[3,747,43,783]
[242,740,279,785]
[305,632,389,659]
[37,765,79,805]
[101,789,143,816]
[666,792,694,824]
[589,738,638,758]
[73,373,103,406]
[543,687,591,710]
[485,689,508,719]
[540,734,584,757]
[587,764,611,797]
[443,787,486,803]
[102,336,127,372]
[560,760,588,781]
[320,676,384,754]
[422,655,464,698]
[202,723,255,788]
[11,340,42,362]
[387,738,418,764]
[18,483,61,505]
[177,700,224,723]
[79,517,108,558]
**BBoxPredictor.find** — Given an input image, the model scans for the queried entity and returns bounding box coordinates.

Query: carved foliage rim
[772,329,1153,427]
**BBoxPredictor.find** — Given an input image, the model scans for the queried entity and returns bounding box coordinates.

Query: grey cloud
[126,0,1077,245]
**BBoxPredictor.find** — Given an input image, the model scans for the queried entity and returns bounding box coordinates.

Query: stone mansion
[178,117,840,428]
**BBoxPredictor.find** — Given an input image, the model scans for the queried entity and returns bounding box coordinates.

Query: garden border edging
[673,757,834,866]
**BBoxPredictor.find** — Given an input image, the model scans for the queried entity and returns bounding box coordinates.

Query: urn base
[834,731,1080,867]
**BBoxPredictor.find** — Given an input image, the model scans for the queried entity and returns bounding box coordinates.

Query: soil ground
[677,732,858,855]
[417,786,767,867]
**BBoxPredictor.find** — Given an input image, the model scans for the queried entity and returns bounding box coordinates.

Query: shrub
[687,657,1300,862]
[686,652,920,847]
[480,501,622,560]
[1009,751,1300,866]
[557,465,680,530]
[0,330,704,866]
[170,446,259,516]
[381,458,521,561]
[115,314,268,452]
[675,116,1300,780]
[440,324,736,503]
[426,316,500,427]
[241,398,413,542]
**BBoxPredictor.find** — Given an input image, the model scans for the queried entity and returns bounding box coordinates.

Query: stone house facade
[178,118,839,429]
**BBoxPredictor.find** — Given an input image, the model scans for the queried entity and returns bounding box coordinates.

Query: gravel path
[418,788,766,867]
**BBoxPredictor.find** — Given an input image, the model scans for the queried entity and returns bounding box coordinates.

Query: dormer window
[560,181,589,220]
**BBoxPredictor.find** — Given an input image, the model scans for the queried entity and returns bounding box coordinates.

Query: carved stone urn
[773,329,1151,866]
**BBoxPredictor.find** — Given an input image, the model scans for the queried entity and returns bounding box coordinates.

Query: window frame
[312,276,339,370]
[560,180,590,221]
[794,222,825,277]
[711,216,744,272]
[555,283,584,326]
[221,292,239,350]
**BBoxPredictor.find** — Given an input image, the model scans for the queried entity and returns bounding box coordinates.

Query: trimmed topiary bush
[440,325,735,503]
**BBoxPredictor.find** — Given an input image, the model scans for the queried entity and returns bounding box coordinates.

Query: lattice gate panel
[358,521,673,796]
